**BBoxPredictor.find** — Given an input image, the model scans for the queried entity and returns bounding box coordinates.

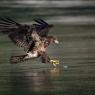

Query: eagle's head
[41,36,59,48]
[48,36,59,44]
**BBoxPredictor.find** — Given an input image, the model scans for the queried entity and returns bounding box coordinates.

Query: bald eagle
[0,17,59,65]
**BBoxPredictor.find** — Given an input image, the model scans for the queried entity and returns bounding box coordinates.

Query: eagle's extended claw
[50,59,60,67]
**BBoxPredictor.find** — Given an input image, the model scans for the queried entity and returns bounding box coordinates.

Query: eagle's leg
[40,52,50,63]
[40,52,60,66]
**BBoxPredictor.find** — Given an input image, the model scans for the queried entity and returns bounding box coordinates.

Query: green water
[0,25,95,95]
[0,0,95,95]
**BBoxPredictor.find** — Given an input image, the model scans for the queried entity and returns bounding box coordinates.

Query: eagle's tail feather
[10,54,27,64]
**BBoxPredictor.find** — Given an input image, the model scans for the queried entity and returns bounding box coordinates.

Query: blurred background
[0,0,95,95]
[0,0,95,24]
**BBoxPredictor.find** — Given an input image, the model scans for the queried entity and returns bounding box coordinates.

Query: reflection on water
[0,59,94,95]
[50,68,60,78]
[10,65,61,94]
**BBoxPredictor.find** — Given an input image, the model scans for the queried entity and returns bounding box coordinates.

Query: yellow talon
[50,59,60,66]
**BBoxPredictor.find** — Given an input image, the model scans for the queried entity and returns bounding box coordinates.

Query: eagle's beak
[54,40,59,44]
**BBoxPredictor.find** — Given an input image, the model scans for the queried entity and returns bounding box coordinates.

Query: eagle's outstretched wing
[0,17,54,52]
[0,17,33,51]
[33,18,54,37]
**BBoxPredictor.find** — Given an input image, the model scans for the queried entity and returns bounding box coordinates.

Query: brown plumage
[0,17,59,64]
